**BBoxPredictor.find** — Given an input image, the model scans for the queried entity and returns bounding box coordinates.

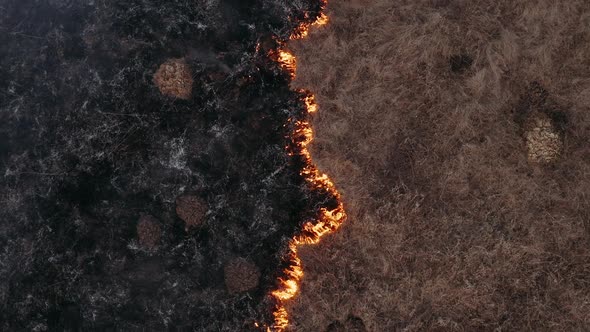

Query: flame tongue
[291,13,330,39]
[277,50,297,79]
[265,3,347,330]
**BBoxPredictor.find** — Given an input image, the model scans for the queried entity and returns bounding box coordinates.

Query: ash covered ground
[0,0,327,330]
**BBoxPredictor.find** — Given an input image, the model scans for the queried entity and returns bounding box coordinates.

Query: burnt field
[0,0,330,330]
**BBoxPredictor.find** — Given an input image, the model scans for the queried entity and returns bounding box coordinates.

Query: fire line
[261,2,346,331]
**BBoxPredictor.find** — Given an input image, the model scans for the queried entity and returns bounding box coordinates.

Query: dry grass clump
[286,0,590,331]
[137,215,161,249]
[515,82,567,164]
[224,258,261,294]
[525,114,563,163]
[153,58,193,99]
[175,195,207,230]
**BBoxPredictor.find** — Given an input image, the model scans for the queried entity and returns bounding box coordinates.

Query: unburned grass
[286,0,590,330]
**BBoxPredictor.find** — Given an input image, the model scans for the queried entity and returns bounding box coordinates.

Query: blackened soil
[0,0,326,330]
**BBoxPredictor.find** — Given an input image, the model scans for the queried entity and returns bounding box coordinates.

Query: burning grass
[262,2,348,330]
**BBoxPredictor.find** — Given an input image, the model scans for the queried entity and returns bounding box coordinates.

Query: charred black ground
[0,0,327,330]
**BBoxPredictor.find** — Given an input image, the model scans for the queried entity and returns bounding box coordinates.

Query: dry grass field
[287,0,590,330]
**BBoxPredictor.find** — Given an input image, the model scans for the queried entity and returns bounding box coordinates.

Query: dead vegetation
[153,58,193,99]
[525,113,563,163]
[175,194,207,230]
[286,0,590,330]
[325,314,367,332]
[137,215,162,249]
[224,258,261,294]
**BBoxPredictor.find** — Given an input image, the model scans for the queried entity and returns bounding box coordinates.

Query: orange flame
[261,2,346,331]
[314,13,329,26]
[277,49,297,79]
[291,13,330,39]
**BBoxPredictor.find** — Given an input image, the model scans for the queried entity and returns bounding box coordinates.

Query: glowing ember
[261,2,346,331]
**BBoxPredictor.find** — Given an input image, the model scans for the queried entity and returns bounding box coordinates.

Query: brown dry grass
[153,58,193,99]
[287,0,590,331]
